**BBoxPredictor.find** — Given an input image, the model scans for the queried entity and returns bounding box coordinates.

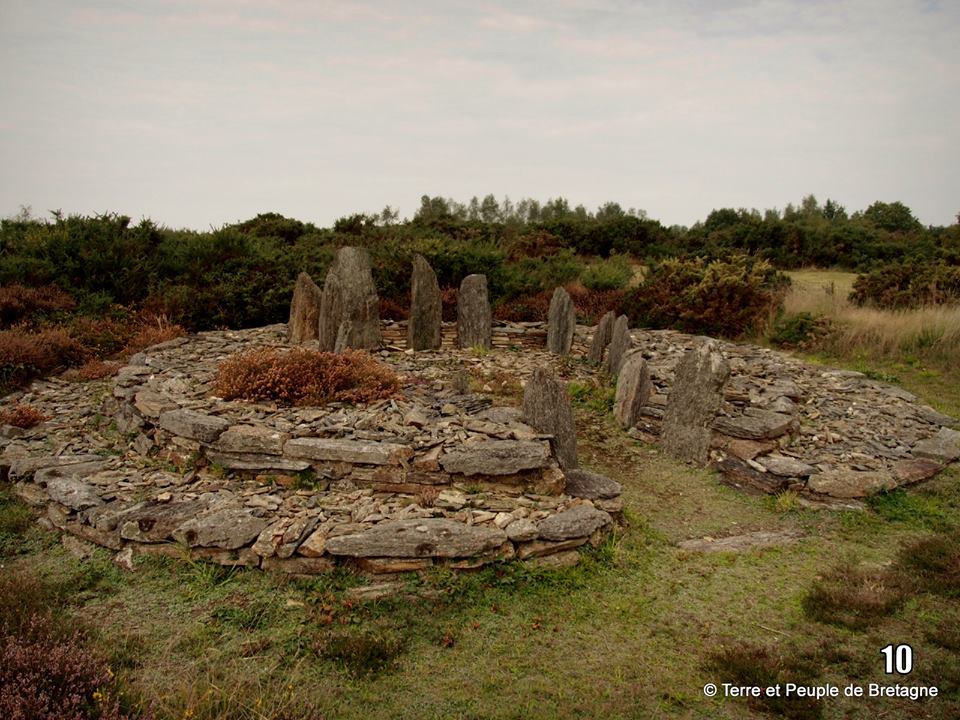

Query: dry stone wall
[2,325,620,577]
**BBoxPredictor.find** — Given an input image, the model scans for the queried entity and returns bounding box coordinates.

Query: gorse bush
[849,261,960,309]
[214,348,400,406]
[618,255,789,338]
[580,253,633,291]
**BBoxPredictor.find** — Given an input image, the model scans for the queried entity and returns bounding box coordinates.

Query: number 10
[881,644,913,674]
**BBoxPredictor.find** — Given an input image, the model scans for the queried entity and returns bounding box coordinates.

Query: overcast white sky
[1,0,957,230]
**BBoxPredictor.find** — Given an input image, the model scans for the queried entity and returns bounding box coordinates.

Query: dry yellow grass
[783,269,960,363]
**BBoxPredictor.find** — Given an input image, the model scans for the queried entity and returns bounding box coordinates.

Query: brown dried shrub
[119,316,186,358]
[493,283,624,324]
[802,562,907,630]
[62,360,121,383]
[439,287,458,322]
[0,403,49,428]
[214,347,400,406]
[379,296,409,321]
[0,285,76,328]
[66,316,133,358]
[0,327,87,391]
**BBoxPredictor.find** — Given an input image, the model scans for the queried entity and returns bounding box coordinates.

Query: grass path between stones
[3,354,960,720]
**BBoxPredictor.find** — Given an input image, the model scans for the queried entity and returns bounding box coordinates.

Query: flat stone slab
[324,518,507,558]
[283,438,411,465]
[893,458,943,485]
[563,469,622,500]
[159,409,230,443]
[679,529,804,553]
[173,507,270,550]
[8,454,105,480]
[712,409,793,440]
[213,425,289,455]
[537,504,611,541]
[439,440,551,476]
[119,499,213,543]
[756,454,817,477]
[806,468,896,498]
[912,427,960,463]
[43,476,102,511]
[205,450,310,473]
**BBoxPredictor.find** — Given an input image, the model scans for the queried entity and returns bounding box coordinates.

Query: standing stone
[546,287,575,355]
[457,274,492,350]
[408,255,442,351]
[661,340,730,464]
[604,315,631,376]
[522,367,578,470]
[614,352,652,428]
[287,272,322,344]
[588,310,615,362]
[318,247,381,352]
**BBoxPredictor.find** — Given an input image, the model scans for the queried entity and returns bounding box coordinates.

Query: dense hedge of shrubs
[618,256,789,338]
[849,261,960,309]
[2,197,955,334]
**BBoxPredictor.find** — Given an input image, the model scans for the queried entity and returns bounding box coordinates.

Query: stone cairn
[407,255,442,351]
[546,287,575,355]
[287,272,322,344]
[318,246,381,352]
[457,274,492,350]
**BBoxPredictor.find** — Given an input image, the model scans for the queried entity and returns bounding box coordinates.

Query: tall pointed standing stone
[288,272,322,344]
[546,286,575,355]
[457,274,491,350]
[408,255,442,351]
[614,352,652,428]
[522,367,577,470]
[588,310,615,362]
[660,340,730,464]
[604,315,631,376]
[318,246,381,352]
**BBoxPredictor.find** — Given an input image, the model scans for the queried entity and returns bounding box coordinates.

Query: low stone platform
[2,324,621,575]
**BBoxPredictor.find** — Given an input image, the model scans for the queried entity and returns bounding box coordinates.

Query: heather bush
[214,348,400,406]
[618,255,788,338]
[0,284,76,327]
[493,284,624,324]
[62,360,122,382]
[849,261,960,309]
[0,327,87,390]
[0,616,147,720]
[0,402,49,428]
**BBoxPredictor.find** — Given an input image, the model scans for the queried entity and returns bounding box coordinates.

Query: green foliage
[770,312,818,347]
[849,261,960,309]
[618,255,789,338]
[318,628,407,677]
[568,379,615,413]
[580,253,633,291]
[867,489,950,529]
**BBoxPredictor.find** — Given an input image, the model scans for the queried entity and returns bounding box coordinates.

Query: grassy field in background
[3,355,960,719]
[779,269,960,418]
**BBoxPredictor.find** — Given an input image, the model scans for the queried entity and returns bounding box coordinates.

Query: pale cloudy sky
[1,0,957,229]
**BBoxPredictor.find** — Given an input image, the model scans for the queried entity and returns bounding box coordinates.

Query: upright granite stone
[614,352,652,428]
[588,310,615,362]
[522,367,578,470]
[660,340,730,464]
[604,315,631,376]
[457,274,492,350]
[287,272,322,344]
[318,246,381,352]
[408,254,442,351]
[546,286,575,355]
